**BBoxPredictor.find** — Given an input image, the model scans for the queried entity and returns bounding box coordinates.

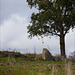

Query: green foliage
[0,57,8,63]
[27,0,75,37]
[0,57,26,64]
[0,57,75,75]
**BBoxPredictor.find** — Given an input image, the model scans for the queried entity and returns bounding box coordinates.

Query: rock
[42,48,53,61]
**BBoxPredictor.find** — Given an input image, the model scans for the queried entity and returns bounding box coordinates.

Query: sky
[0,0,75,56]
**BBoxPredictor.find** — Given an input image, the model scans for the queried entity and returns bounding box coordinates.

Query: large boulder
[42,48,53,61]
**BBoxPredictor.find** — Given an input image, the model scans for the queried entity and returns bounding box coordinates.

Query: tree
[26,0,75,60]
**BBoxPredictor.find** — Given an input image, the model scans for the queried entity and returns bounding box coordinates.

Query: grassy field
[0,57,75,75]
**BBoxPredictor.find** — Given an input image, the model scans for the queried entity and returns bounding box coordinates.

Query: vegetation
[0,56,75,75]
[26,0,75,60]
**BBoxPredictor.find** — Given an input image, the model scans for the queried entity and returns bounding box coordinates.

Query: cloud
[0,15,27,48]
[0,0,37,24]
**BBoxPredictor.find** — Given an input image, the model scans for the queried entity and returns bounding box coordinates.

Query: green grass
[0,57,75,75]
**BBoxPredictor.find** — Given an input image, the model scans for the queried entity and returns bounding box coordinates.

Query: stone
[42,48,53,61]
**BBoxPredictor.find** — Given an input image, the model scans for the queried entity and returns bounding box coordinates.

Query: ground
[0,57,75,75]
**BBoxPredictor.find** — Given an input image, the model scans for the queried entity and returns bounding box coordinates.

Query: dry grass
[35,54,43,60]
[26,53,36,59]
[0,57,75,75]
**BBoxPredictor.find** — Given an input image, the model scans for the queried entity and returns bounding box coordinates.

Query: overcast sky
[0,0,75,56]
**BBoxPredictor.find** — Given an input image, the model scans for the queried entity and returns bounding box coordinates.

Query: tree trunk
[60,33,66,60]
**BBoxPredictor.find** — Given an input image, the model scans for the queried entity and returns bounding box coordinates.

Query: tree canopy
[27,0,75,37]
